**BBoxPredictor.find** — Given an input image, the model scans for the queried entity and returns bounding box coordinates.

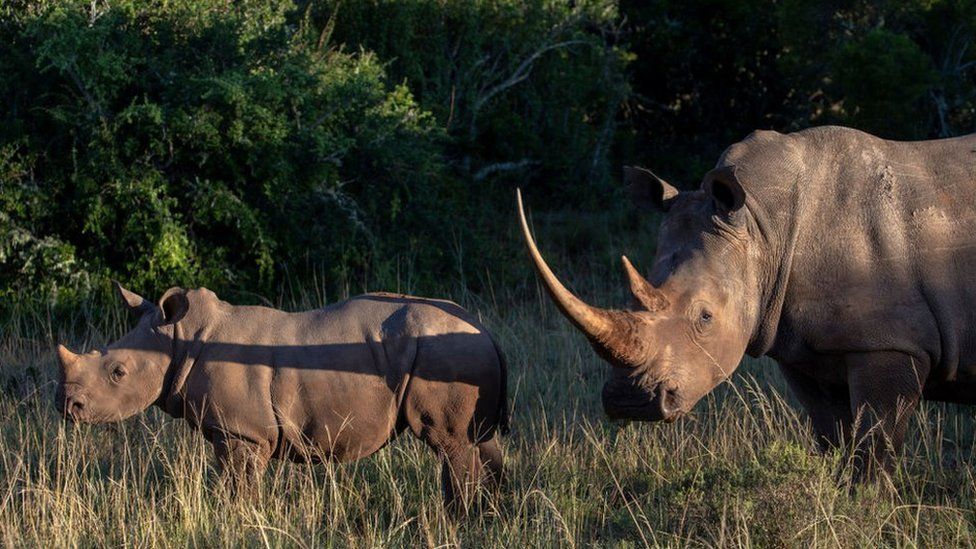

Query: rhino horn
[516,189,646,367]
[621,256,669,312]
[56,344,80,374]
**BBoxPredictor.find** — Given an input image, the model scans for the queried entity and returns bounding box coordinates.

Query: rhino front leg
[212,433,271,498]
[779,364,852,452]
[846,351,928,482]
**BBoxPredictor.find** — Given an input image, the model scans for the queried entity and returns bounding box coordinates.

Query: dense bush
[311,0,630,204]
[620,0,976,184]
[4,0,976,303]
[0,0,454,301]
[0,0,629,303]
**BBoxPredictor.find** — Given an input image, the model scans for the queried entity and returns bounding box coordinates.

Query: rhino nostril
[657,387,676,417]
[69,399,85,416]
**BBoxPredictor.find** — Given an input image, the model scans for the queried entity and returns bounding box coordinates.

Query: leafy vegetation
[621,0,976,182]
[0,0,455,301]
[4,0,976,302]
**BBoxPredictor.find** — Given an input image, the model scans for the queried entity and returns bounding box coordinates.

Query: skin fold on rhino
[519,125,976,480]
[56,284,508,511]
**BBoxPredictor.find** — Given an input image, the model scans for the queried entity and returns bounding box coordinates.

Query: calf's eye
[110,366,126,382]
[700,310,713,323]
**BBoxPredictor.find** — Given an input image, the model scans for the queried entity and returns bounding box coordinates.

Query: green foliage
[833,29,938,135]
[621,0,976,185]
[4,0,976,302]
[0,0,451,301]
[313,0,630,203]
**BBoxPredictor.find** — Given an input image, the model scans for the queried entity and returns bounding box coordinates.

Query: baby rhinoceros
[56,284,508,510]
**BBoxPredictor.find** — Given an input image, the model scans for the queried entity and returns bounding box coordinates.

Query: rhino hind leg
[403,387,502,513]
[438,442,483,515]
[437,438,505,516]
[478,436,504,493]
[846,351,929,483]
[779,364,853,452]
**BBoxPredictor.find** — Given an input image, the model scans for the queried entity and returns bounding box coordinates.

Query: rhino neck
[712,132,807,358]
[742,175,802,358]
[155,306,216,418]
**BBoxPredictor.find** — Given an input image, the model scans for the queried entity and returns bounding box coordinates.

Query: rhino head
[518,165,764,422]
[56,283,189,423]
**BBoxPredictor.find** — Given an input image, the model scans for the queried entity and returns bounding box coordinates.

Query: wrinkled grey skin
[520,125,976,479]
[57,284,508,509]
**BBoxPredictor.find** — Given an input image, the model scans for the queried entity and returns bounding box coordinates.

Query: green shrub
[313,0,630,204]
[0,0,452,302]
[832,29,939,137]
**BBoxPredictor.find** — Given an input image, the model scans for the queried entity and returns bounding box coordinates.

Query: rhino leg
[436,436,504,515]
[403,385,498,513]
[779,364,852,452]
[438,442,482,514]
[846,351,929,482]
[478,436,504,493]
[212,433,271,498]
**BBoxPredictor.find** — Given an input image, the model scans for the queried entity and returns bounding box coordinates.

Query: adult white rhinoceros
[520,125,976,479]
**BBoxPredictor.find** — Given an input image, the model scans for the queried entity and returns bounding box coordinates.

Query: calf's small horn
[56,344,79,372]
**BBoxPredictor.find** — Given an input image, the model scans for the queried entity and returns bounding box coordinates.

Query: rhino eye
[110,365,126,383]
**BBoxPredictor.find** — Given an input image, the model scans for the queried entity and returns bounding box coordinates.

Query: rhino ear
[704,166,746,213]
[624,166,679,212]
[157,287,189,325]
[113,281,156,316]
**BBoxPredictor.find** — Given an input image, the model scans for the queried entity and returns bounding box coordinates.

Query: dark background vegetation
[2,0,975,304]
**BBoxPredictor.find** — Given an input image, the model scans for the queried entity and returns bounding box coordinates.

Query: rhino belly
[272,367,400,463]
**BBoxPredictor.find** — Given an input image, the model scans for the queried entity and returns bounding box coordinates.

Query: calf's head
[56,284,189,423]
[518,166,762,422]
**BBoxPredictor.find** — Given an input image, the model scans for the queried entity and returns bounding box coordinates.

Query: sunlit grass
[2,219,976,545]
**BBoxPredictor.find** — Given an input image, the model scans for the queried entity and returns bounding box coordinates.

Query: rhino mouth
[601,381,682,422]
[55,385,97,424]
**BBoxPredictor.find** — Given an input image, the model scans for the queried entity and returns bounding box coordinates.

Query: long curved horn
[517,190,646,366]
[517,189,612,336]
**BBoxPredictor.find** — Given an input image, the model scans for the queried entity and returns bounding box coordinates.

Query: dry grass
[2,230,976,546]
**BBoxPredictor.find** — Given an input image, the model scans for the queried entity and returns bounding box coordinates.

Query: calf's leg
[438,440,482,514]
[478,436,504,493]
[845,351,928,482]
[403,344,505,514]
[403,389,496,514]
[212,433,270,498]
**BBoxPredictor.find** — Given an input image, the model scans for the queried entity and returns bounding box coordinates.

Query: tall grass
[2,215,976,546]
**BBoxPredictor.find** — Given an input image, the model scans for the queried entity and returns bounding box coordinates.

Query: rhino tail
[488,332,510,436]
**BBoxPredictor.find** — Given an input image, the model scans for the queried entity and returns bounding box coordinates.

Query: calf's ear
[113,281,156,316]
[624,166,679,212]
[157,287,189,325]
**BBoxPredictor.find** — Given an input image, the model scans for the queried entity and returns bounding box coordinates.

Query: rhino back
[729,127,976,380]
[183,292,498,462]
